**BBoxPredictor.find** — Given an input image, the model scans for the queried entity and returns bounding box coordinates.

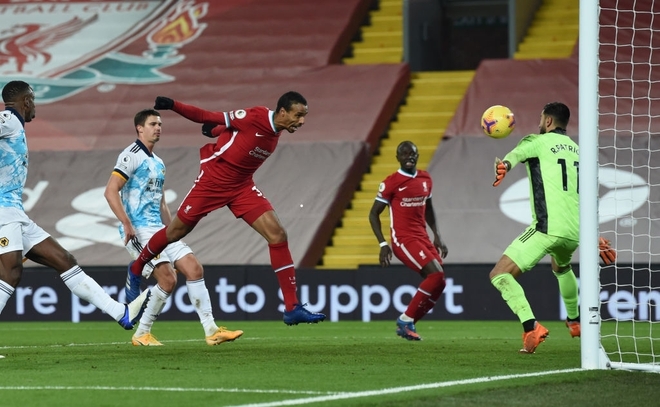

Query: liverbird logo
[149,1,207,47]
[0,15,98,73]
[0,0,208,103]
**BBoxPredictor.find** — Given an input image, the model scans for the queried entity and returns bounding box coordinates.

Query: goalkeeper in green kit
[489,102,616,354]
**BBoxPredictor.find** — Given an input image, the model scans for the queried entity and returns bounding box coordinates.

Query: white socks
[60,266,124,320]
[399,313,414,322]
[187,279,218,336]
[134,284,169,337]
[0,279,14,315]
[6,267,219,338]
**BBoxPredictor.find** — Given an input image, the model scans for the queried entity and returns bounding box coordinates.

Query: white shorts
[0,207,50,256]
[124,226,193,278]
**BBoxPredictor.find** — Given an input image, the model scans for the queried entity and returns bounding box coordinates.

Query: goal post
[578,0,603,370]
[579,0,660,372]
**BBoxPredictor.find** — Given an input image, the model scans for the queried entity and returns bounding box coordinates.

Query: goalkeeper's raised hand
[599,237,616,265]
[154,96,174,110]
[493,158,511,187]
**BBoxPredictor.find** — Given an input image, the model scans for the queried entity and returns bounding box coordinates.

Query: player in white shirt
[0,81,150,354]
[104,108,243,346]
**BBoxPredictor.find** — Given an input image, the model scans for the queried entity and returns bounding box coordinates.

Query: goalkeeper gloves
[154,96,174,110]
[493,158,511,187]
[599,237,616,265]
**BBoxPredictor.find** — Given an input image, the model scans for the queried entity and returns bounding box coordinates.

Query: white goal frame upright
[579,0,660,372]
[578,0,606,370]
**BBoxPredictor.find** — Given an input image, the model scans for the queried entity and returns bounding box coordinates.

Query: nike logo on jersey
[255,132,265,137]
[398,187,407,191]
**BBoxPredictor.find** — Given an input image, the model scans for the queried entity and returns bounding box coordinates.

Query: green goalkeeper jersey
[503,130,579,241]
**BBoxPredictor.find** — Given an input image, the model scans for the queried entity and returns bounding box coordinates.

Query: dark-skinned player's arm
[154,96,226,139]
[368,200,392,267]
[154,96,226,125]
[425,198,448,258]
[201,123,225,138]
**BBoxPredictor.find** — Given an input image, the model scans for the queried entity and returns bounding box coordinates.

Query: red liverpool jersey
[375,169,433,243]
[172,102,280,185]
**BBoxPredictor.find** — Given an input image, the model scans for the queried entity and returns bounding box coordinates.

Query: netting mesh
[597,0,660,368]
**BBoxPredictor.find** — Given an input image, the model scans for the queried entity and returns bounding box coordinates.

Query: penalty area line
[225,368,584,407]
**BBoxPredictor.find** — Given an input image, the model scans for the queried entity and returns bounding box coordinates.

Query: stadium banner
[2,264,656,322]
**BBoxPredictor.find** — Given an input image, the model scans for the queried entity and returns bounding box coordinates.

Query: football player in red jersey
[126,91,326,326]
[368,141,448,341]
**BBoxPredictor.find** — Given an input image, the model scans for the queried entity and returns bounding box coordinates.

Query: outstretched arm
[154,96,226,125]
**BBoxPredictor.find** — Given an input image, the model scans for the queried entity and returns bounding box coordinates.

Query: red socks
[130,227,169,275]
[405,271,446,323]
[269,242,298,311]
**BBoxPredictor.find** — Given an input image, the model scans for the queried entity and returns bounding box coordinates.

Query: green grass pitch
[1,320,659,407]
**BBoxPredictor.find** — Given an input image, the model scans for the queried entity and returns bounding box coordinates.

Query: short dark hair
[276,91,307,112]
[134,108,160,127]
[2,80,31,103]
[543,102,570,128]
[396,140,417,154]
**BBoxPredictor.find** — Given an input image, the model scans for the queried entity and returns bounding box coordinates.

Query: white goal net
[580,0,660,371]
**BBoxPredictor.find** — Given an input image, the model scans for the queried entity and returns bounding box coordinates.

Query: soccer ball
[481,105,515,139]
